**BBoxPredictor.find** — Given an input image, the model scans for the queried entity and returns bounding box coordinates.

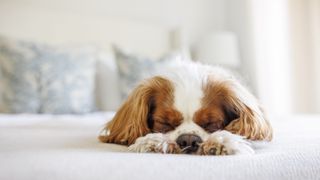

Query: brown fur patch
[194,80,234,133]
[193,106,225,133]
[151,108,183,133]
[196,76,273,141]
[99,76,181,145]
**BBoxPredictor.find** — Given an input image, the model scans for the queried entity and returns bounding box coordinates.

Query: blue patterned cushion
[0,36,96,114]
[113,46,181,101]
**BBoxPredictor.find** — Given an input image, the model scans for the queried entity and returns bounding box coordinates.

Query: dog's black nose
[176,134,203,153]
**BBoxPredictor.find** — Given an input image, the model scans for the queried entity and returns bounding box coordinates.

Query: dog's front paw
[128,133,180,154]
[200,140,228,155]
[199,131,254,156]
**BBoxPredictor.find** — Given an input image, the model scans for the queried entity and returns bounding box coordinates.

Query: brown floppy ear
[99,76,172,145]
[209,79,273,141]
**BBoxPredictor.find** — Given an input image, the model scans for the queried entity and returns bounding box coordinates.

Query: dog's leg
[199,130,254,155]
[128,133,180,154]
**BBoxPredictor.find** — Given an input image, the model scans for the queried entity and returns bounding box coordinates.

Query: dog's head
[100,62,272,154]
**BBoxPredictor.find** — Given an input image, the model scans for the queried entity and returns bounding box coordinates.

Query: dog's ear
[99,76,173,145]
[221,80,273,141]
[205,77,273,141]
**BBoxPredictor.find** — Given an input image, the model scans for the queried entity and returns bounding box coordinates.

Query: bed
[1,1,320,179]
[0,113,320,180]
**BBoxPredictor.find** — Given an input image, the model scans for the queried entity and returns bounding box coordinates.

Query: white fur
[167,122,209,143]
[206,130,254,155]
[128,133,174,153]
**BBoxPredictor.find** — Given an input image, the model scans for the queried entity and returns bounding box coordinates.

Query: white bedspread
[0,113,320,180]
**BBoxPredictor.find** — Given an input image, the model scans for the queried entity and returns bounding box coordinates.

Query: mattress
[0,113,320,180]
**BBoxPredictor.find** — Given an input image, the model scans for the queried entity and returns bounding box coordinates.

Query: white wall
[0,0,226,47]
[224,0,320,114]
[250,0,292,115]
[224,0,293,114]
[224,0,257,93]
[290,0,320,113]
[313,1,320,113]
[290,0,315,113]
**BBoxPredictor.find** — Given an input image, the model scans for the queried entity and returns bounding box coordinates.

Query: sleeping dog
[99,61,272,155]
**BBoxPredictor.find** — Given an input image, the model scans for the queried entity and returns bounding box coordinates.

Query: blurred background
[0,0,319,115]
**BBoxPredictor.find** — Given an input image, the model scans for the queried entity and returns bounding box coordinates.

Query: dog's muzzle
[176,134,203,154]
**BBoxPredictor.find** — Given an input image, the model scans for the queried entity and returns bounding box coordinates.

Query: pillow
[95,47,121,111]
[0,36,96,114]
[113,46,185,101]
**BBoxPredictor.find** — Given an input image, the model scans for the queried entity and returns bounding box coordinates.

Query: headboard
[0,0,181,58]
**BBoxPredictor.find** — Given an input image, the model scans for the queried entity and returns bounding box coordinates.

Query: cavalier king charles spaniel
[99,61,272,155]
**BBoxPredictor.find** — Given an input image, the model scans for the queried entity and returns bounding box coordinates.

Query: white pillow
[95,48,121,111]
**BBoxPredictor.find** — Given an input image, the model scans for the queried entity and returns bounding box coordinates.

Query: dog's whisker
[181,146,192,152]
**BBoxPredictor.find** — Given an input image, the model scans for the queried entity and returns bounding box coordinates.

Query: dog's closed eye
[153,120,176,133]
[200,121,223,133]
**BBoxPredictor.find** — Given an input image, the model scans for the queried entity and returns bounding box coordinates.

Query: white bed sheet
[0,113,320,180]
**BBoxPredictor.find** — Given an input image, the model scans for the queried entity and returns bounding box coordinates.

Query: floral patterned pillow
[0,36,96,114]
